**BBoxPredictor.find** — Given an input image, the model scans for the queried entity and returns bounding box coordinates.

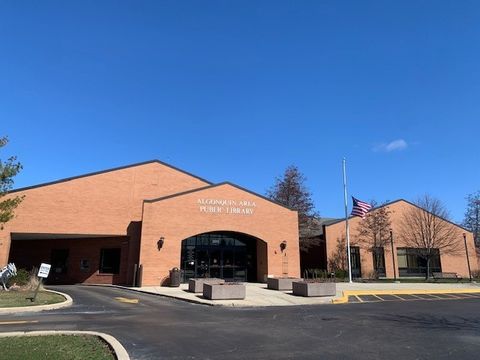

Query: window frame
[396,247,441,277]
[99,248,121,274]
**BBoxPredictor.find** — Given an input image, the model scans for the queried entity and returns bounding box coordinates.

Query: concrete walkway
[117,281,480,307]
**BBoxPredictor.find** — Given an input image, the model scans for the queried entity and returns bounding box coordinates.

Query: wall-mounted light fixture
[280,241,287,252]
[157,237,165,250]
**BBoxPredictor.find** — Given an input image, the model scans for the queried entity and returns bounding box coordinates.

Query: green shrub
[334,269,348,279]
[366,270,379,280]
[304,268,329,279]
[471,270,480,280]
[7,268,30,287]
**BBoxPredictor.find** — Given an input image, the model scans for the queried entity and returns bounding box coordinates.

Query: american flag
[351,197,372,218]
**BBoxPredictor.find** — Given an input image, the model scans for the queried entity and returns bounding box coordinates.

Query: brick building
[321,200,478,279]
[0,160,300,286]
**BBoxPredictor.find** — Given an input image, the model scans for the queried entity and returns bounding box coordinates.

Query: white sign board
[37,263,51,278]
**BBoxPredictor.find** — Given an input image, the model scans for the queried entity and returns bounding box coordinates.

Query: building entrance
[180,232,258,282]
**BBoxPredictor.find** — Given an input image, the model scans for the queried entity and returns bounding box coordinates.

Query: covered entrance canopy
[180,231,260,282]
[9,232,131,285]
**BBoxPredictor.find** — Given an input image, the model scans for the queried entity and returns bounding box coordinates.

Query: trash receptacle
[169,267,181,287]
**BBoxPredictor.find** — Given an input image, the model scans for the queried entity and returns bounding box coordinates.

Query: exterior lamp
[157,237,165,251]
[280,241,287,252]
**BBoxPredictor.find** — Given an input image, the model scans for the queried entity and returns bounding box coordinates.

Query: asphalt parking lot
[1,285,480,360]
[348,292,480,303]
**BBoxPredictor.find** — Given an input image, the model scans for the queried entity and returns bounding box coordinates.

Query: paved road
[1,285,480,359]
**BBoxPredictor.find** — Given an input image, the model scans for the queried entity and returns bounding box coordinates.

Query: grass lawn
[0,335,115,360]
[0,290,65,307]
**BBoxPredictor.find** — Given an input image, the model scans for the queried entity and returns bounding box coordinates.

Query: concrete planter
[267,277,303,291]
[188,278,225,293]
[292,281,336,297]
[203,283,246,300]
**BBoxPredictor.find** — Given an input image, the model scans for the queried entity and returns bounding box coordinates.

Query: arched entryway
[180,231,265,282]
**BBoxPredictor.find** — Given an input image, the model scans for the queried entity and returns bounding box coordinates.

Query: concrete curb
[332,288,480,304]
[0,330,129,360]
[0,289,73,314]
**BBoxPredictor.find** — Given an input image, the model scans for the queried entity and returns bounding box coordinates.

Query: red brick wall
[0,161,210,273]
[9,237,130,285]
[324,200,478,278]
[139,183,300,286]
[0,162,302,286]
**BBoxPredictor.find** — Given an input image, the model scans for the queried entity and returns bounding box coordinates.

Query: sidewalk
[114,281,480,307]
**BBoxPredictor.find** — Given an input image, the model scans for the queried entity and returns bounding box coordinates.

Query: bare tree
[398,195,462,279]
[266,165,320,251]
[355,201,392,278]
[328,235,347,273]
[462,191,480,247]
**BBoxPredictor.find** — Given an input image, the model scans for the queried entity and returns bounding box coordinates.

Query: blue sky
[1,1,479,223]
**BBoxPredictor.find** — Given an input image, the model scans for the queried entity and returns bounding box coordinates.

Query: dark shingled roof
[302,217,341,238]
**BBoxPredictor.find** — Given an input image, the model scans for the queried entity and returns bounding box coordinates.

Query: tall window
[397,248,441,277]
[350,246,362,278]
[372,247,386,276]
[99,248,121,274]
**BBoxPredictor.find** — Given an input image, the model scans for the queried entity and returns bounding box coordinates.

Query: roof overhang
[10,233,125,241]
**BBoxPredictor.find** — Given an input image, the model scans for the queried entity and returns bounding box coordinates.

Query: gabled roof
[144,181,296,211]
[9,159,212,193]
[301,217,340,237]
[324,199,471,233]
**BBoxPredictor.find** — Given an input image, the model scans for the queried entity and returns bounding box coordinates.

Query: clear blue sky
[1,1,479,223]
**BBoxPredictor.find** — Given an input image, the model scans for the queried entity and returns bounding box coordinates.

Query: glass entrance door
[181,232,257,282]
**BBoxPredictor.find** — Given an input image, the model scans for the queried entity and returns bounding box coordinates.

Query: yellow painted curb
[332,288,480,304]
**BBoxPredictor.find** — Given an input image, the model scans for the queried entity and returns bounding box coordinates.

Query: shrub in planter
[7,268,30,287]
[267,277,303,291]
[292,279,336,297]
[304,269,328,279]
[203,283,246,300]
[188,278,225,293]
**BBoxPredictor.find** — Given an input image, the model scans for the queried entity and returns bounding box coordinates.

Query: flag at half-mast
[351,197,372,218]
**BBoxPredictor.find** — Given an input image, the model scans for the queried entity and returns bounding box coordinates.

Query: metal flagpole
[342,158,353,283]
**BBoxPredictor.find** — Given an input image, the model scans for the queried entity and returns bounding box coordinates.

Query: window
[51,249,69,274]
[99,248,121,274]
[397,248,407,268]
[372,247,386,276]
[397,248,441,277]
[80,259,90,272]
[350,246,362,278]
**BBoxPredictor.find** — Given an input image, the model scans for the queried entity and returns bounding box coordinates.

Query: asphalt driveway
[1,285,479,360]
